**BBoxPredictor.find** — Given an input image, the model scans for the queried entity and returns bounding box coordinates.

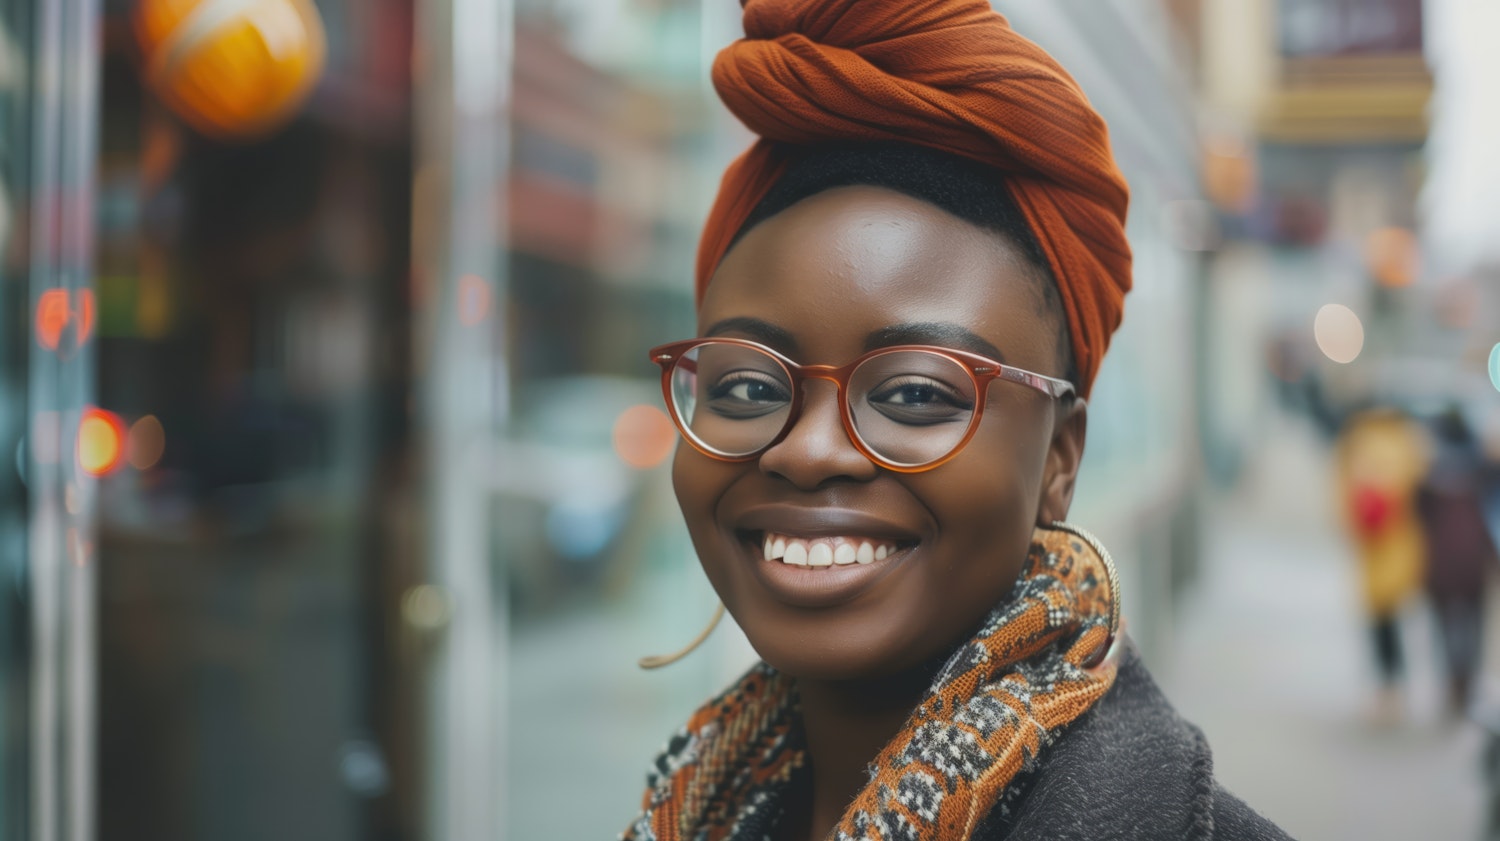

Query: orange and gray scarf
[623,526,1120,841]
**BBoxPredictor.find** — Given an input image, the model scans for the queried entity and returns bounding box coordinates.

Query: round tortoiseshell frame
[649,337,1076,474]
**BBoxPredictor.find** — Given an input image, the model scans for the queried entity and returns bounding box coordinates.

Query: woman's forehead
[700,186,1053,362]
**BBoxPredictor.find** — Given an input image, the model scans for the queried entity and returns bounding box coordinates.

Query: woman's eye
[714,379,784,402]
[704,373,790,416]
[868,377,972,423]
[881,383,940,405]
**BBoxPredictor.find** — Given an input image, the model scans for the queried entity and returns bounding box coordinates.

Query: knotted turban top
[696,0,1132,396]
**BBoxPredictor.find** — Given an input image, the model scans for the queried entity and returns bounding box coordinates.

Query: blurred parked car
[490,376,661,617]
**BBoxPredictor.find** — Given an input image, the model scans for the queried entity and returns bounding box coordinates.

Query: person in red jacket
[1334,408,1428,721]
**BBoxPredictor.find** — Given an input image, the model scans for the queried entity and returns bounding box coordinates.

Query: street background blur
[2,0,1499,839]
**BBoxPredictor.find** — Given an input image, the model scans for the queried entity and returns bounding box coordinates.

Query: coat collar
[980,641,1218,840]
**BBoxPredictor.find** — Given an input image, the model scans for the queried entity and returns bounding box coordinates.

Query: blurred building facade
[1196,0,1496,441]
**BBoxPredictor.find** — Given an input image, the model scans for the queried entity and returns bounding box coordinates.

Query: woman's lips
[738,528,917,608]
[730,505,925,607]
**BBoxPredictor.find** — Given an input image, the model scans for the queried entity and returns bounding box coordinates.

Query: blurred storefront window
[0,6,31,836]
[91,2,418,839]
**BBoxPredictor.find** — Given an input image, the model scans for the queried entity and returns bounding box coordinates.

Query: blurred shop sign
[1278,0,1422,57]
[1260,0,1431,143]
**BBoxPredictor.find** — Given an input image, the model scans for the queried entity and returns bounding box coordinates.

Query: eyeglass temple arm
[992,365,1075,399]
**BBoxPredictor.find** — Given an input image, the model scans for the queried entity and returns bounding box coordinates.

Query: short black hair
[731,142,1077,387]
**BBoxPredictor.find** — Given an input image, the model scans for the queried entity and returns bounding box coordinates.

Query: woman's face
[674,186,1087,680]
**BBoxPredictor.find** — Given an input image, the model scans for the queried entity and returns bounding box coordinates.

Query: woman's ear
[1037,399,1087,525]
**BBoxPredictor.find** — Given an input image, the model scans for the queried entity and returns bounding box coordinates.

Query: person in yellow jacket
[1334,408,1429,718]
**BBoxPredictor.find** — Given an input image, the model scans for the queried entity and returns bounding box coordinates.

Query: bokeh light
[128,415,167,471]
[75,289,96,344]
[612,404,676,469]
[1365,226,1418,288]
[1489,343,1500,392]
[35,289,96,351]
[1202,134,1256,213]
[135,0,327,139]
[401,585,452,633]
[1313,304,1365,364]
[78,407,126,477]
[35,289,70,351]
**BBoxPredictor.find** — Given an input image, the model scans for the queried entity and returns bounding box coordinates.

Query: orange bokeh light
[1202,135,1257,214]
[128,415,167,471]
[135,0,327,139]
[76,289,96,343]
[36,289,69,350]
[35,288,95,351]
[1365,226,1419,289]
[78,408,126,477]
[613,404,676,469]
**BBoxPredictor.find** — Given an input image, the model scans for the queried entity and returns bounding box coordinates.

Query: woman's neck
[782,663,939,841]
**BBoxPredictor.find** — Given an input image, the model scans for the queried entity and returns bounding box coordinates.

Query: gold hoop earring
[638,602,726,670]
[1047,520,1122,646]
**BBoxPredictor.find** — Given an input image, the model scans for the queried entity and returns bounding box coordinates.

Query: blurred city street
[4,0,1500,839]
[1166,410,1490,841]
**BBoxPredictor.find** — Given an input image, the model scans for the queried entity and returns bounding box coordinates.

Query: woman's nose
[756,380,879,489]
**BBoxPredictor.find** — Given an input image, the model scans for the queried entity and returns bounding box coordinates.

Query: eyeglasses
[649,338,1075,473]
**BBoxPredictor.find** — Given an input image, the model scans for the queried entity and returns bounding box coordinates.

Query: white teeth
[808,543,834,567]
[759,533,901,568]
[783,542,809,566]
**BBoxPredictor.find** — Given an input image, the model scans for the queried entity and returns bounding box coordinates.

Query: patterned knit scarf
[623,524,1120,841]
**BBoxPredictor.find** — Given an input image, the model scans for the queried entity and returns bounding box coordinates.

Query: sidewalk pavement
[1160,416,1488,841]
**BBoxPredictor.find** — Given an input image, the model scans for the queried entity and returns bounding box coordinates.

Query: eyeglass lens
[669,342,979,468]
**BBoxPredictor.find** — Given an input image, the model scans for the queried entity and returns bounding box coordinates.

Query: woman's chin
[732,612,949,684]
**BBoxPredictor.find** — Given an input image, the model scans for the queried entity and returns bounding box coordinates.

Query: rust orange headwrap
[696,0,1132,396]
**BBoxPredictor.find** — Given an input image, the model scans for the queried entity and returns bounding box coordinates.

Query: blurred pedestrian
[1334,408,1429,720]
[1415,407,1497,715]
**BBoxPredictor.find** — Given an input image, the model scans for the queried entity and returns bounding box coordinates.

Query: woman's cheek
[931,447,1038,578]
[671,445,737,576]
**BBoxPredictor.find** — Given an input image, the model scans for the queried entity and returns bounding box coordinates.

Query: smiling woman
[623,2,1291,841]
[674,185,1082,685]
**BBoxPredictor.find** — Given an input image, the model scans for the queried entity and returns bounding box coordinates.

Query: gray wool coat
[975,642,1295,841]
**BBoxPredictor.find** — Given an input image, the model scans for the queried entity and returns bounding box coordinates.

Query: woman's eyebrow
[864,322,1007,362]
[703,317,800,355]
